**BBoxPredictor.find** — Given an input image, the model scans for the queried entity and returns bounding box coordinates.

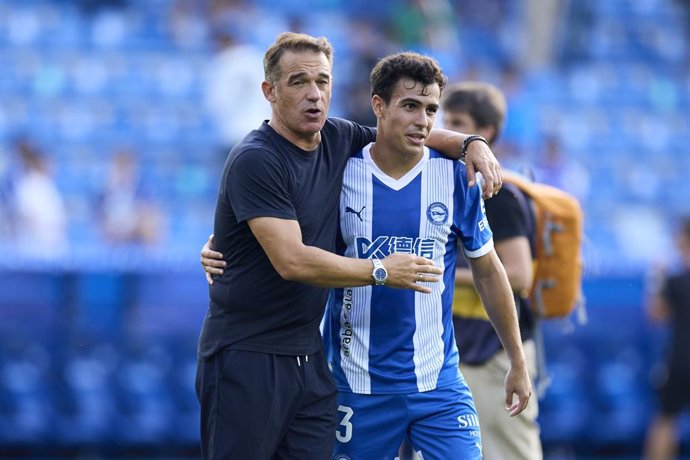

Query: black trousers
[196,348,338,460]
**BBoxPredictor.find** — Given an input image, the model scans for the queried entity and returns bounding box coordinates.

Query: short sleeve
[485,187,530,242]
[226,149,296,222]
[454,165,494,258]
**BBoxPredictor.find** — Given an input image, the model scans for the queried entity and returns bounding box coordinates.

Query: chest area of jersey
[339,165,455,259]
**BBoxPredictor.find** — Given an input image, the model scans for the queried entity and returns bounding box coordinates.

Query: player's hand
[200,234,225,285]
[504,364,532,417]
[381,253,443,294]
[464,140,502,199]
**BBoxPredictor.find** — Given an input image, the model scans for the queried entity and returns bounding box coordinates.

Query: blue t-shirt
[324,144,493,394]
[197,118,376,359]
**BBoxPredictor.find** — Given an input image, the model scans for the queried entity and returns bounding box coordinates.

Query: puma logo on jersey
[345,205,366,222]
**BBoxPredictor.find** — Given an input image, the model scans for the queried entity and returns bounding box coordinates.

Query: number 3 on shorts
[336,405,353,443]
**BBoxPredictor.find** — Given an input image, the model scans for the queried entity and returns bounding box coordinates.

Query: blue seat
[0,344,54,444]
[128,271,208,341]
[113,345,175,443]
[54,342,120,444]
[168,341,200,444]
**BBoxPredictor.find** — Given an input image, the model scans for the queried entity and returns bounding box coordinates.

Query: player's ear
[262,80,276,103]
[371,95,384,119]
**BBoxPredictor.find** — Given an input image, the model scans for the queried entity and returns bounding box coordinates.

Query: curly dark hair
[370,52,447,104]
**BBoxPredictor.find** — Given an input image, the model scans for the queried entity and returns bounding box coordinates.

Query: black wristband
[460,134,489,161]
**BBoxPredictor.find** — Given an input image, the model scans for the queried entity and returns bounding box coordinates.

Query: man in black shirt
[196,32,503,460]
[644,218,690,460]
[444,82,542,460]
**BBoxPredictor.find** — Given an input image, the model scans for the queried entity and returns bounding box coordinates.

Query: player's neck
[268,119,321,152]
[369,141,422,180]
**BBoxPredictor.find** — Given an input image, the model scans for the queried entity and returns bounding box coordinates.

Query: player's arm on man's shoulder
[426,128,502,199]
[467,249,532,416]
[246,216,442,294]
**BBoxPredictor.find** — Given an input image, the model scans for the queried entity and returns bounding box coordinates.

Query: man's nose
[306,83,321,100]
[415,111,430,127]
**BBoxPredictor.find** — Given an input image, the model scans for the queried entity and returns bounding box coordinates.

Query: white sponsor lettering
[341,289,354,357]
[458,413,480,429]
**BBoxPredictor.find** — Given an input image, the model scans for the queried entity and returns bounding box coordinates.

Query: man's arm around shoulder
[248,217,442,294]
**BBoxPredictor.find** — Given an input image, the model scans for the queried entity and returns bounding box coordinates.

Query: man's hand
[504,364,532,417]
[425,129,502,199]
[381,253,443,294]
[465,139,502,199]
[199,231,443,293]
[200,234,225,285]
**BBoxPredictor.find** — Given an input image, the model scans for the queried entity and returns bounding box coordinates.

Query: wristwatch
[371,259,388,286]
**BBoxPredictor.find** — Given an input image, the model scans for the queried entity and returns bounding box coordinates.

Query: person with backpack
[443,82,543,460]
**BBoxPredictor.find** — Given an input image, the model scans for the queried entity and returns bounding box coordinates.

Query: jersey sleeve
[225,149,296,222]
[454,164,494,258]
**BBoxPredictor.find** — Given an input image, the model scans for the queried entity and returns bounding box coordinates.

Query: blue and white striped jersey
[324,143,494,395]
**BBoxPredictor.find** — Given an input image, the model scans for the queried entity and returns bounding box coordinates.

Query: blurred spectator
[390,0,459,53]
[643,217,690,460]
[498,64,539,149]
[203,22,269,156]
[207,0,252,30]
[558,0,595,64]
[676,0,690,59]
[78,0,129,14]
[389,0,427,48]
[341,19,393,126]
[0,144,15,243]
[533,135,590,204]
[522,0,565,69]
[11,138,68,252]
[167,0,209,49]
[97,148,166,246]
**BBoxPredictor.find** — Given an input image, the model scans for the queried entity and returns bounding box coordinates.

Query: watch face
[374,268,387,281]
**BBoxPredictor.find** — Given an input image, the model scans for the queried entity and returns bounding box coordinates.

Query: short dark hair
[370,52,447,104]
[441,82,507,144]
[263,32,333,84]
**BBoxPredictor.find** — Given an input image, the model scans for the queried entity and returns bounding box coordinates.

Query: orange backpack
[502,171,585,320]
